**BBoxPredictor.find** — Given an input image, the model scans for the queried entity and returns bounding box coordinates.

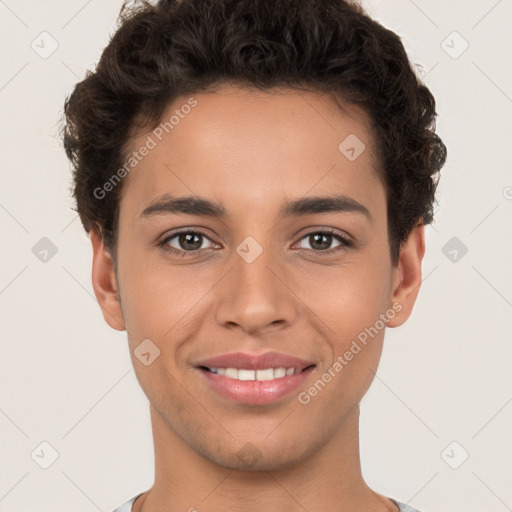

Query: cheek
[117,254,214,350]
[298,265,391,416]
[302,252,392,347]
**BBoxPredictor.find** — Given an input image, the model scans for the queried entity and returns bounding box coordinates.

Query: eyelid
[292,228,354,254]
[159,228,216,251]
[158,226,355,257]
[294,226,353,244]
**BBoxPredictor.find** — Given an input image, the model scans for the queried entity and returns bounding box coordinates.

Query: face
[91,84,424,471]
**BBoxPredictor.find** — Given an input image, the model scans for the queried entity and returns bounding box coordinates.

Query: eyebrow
[139,193,372,222]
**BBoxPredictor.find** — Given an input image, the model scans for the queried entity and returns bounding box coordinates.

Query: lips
[194,351,316,405]
[195,351,314,371]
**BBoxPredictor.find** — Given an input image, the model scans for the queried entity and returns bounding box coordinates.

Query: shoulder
[111,492,144,512]
[393,500,425,512]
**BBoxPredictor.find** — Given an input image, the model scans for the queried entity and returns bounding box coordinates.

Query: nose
[215,242,297,336]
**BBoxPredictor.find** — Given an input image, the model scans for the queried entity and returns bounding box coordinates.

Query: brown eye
[296,230,352,253]
[160,230,216,256]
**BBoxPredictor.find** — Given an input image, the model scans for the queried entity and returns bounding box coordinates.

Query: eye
[294,229,353,254]
[159,230,216,257]
[158,227,353,258]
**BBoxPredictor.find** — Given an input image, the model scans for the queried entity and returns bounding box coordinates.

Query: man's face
[100,85,409,470]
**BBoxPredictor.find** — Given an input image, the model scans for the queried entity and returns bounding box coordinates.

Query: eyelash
[158,228,354,258]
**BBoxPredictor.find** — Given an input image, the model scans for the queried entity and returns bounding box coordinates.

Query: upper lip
[194,351,315,371]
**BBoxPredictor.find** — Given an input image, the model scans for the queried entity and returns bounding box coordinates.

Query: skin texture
[90,85,425,512]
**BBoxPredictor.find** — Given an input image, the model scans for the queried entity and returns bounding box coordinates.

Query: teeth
[224,367,239,379]
[208,367,298,381]
[274,367,286,378]
[256,368,274,381]
[238,369,255,381]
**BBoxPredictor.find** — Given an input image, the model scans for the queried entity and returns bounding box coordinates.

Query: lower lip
[197,366,315,405]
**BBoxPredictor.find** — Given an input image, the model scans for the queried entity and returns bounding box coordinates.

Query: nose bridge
[215,234,295,334]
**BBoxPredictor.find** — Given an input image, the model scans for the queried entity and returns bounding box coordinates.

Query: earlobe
[90,230,126,331]
[386,224,426,328]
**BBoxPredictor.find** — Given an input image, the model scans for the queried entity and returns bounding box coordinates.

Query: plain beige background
[0,1,511,511]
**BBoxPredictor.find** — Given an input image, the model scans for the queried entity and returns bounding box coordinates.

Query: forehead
[119,84,385,221]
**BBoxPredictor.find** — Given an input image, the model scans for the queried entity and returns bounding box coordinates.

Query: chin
[215,452,303,472]
[202,437,318,473]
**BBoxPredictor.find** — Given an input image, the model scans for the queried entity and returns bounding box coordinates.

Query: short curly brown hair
[62,0,446,266]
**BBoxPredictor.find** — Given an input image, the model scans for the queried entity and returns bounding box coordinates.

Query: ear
[90,230,126,331]
[386,224,426,328]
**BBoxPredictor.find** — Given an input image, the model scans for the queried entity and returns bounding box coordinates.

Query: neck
[134,404,395,512]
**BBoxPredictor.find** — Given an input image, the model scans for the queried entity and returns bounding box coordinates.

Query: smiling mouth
[198,365,315,381]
